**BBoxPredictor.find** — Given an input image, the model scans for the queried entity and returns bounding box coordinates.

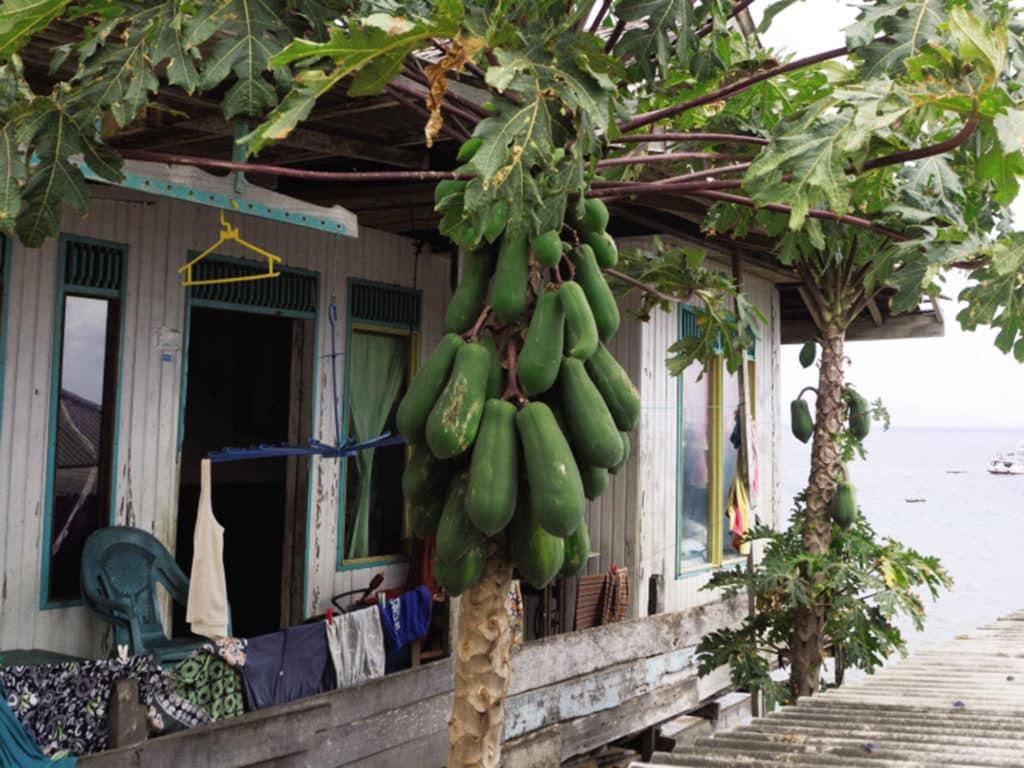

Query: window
[677,306,755,574]
[43,236,126,605]
[340,281,421,568]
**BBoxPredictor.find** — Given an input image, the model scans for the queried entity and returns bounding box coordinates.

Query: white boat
[989,446,1024,475]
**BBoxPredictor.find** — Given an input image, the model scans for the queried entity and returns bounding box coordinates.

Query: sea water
[780,426,1024,657]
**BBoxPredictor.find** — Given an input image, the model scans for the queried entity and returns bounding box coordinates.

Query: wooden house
[0,61,944,767]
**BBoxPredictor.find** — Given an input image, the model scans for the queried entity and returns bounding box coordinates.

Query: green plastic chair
[81,526,209,665]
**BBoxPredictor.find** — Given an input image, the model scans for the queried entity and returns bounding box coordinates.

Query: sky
[753,1,1024,429]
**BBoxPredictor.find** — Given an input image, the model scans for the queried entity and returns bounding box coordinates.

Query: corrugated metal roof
[636,611,1024,767]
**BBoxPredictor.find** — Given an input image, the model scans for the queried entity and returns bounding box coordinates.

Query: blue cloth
[377,586,433,653]
[0,681,76,767]
[240,623,335,711]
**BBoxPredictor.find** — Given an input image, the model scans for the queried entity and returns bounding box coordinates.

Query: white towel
[186,459,229,639]
[326,606,386,688]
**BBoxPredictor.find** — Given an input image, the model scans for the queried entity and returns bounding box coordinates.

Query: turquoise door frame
[175,254,320,618]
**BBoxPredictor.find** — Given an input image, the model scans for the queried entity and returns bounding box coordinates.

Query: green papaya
[799,340,816,368]
[847,391,871,440]
[483,199,509,243]
[572,244,620,341]
[560,357,624,469]
[580,198,609,233]
[456,136,483,162]
[492,234,529,324]
[830,479,857,529]
[609,431,631,475]
[516,402,586,537]
[790,398,813,443]
[434,543,485,596]
[444,249,496,334]
[580,464,608,500]
[409,497,443,538]
[584,229,618,268]
[426,342,490,459]
[401,442,452,504]
[436,473,483,564]
[434,179,467,206]
[466,399,518,536]
[480,336,503,400]
[531,230,564,268]
[560,521,590,577]
[396,333,465,443]
[509,495,565,589]
[585,343,641,432]
[560,281,599,359]
[518,287,565,396]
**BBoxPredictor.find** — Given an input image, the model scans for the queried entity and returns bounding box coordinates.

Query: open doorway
[176,306,313,638]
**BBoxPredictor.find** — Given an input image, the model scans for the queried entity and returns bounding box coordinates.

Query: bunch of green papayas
[396,140,641,595]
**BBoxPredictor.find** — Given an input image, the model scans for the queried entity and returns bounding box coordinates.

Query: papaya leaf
[847,0,945,78]
[0,0,69,59]
[0,122,25,235]
[614,0,695,80]
[947,5,1006,79]
[246,0,463,153]
[191,0,286,119]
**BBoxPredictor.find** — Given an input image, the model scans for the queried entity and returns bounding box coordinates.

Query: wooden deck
[636,610,1024,767]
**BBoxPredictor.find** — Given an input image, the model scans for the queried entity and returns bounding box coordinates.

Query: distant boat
[989,445,1024,475]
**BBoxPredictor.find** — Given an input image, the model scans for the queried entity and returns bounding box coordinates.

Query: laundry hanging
[186,458,230,640]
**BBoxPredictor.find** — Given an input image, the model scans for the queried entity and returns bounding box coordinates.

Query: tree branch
[617,44,853,133]
[602,267,693,304]
[586,0,613,33]
[694,190,907,240]
[589,177,745,199]
[116,149,468,181]
[853,100,979,174]
[596,151,746,169]
[613,132,768,146]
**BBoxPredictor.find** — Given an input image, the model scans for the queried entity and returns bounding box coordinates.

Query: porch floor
[636,610,1024,767]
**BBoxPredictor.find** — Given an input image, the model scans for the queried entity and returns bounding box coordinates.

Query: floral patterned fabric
[0,656,210,756]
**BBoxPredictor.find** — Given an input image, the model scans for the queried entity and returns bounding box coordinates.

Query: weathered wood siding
[0,197,450,656]
[609,237,781,619]
[80,598,745,768]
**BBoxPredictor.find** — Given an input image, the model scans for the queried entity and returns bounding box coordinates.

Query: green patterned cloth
[170,652,244,721]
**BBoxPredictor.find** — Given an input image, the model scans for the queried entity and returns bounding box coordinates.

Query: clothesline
[206,432,405,464]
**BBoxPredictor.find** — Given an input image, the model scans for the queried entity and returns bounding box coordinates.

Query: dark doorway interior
[175,307,297,638]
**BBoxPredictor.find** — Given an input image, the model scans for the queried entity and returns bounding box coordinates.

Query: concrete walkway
[635,611,1024,767]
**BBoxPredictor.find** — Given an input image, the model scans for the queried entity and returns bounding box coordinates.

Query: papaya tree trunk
[447,542,514,768]
[790,323,845,699]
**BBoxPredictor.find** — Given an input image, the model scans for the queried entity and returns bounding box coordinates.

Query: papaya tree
[4,0,1024,763]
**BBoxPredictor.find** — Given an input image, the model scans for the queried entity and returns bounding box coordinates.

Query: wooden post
[108,679,148,749]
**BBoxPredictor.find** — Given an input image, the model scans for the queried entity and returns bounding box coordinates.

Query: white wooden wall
[0,196,450,656]
[590,237,782,620]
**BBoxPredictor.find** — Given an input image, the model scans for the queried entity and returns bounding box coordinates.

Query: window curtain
[346,331,408,560]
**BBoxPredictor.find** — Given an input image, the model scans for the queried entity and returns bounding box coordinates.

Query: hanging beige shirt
[187,459,229,639]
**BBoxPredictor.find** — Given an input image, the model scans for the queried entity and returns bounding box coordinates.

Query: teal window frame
[337,278,422,571]
[41,234,128,609]
[174,251,320,613]
[0,236,10,439]
[675,305,757,579]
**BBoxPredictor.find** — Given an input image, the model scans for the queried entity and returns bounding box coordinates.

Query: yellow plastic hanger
[179,211,283,287]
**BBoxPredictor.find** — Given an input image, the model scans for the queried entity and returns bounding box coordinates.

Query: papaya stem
[501,341,528,406]
[466,304,492,341]
[798,386,819,400]
[561,252,577,280]
[560,222,580,248]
